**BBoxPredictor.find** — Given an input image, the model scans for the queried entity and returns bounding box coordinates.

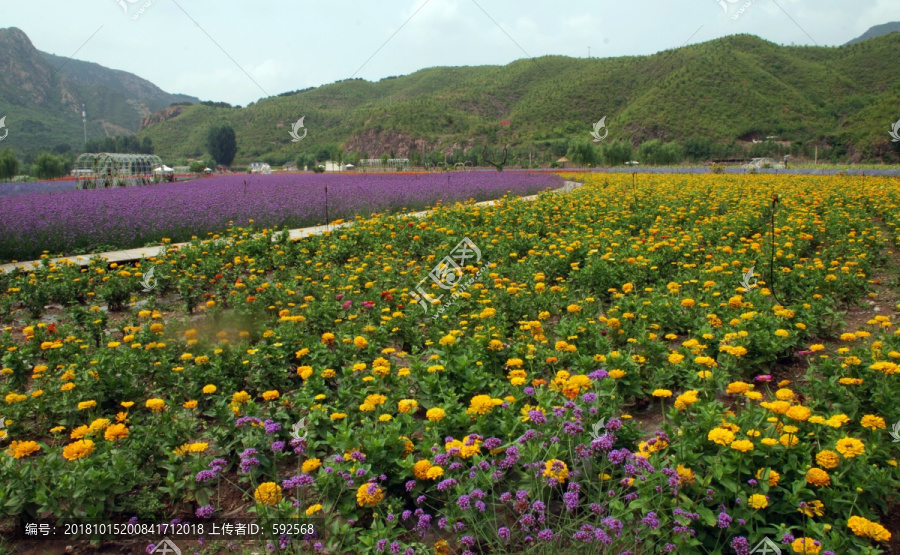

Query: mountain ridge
[137,33,900,165]
[0,26,199,157]
[845,21,900,45]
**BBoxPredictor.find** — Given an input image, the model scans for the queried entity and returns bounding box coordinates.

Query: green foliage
[600,140,634,166]
[84,135,153,154]
[0,148,20,180]
[188,161,206,173]
[565,140,598,167]
[206,125,237,167]
[636,140,683,165]
[30,152,68,179]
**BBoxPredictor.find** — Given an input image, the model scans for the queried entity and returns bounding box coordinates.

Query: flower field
[1,172,900,554]
[0,172,562,263]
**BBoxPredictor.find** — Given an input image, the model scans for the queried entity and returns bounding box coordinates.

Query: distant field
[0,172,563,262]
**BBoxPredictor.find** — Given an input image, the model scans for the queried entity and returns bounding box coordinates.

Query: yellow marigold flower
[806,468,831,487]
[861,415,886,430]
[254,482,282,506]
[774,329,789,338]
[70,425,91,439]
[748,494,768,509]
[321,332,336,345]
[202,384,217,394]
[652,389,673,398]
[398,399,418,413]
[438,334,457,346]
[262,390,280,401]
[50,426,65,434]
[488,340,504,350]
[63,439,95,461]
[89,418,110,432]
[674,390,699,410]
[780,434,799,448]
[726,382,750,395]
[708,428,735,446]
[840,333,857,342]
[7,440,41,459]
[353,336,368,349]
[302,458,322,473]
[426,408,446,422]
[426,466,444,480]
[786,405,811,421]
[668,353,685,364]
[378,414,392,422]
[835,437,865,458]
[799,500,825,518]
[60,383,76,391]
[730,439,754,453]
[791,537,822,554]
[681,298,695,307]
[694,356,717,368]
[609,369,627,379]
[466,395,501,416]
[756,468,779,486]
[761,400,791,415]
[77,400,97,411]
[104,424,129,441]
[543,459,569,483]
[847,515,891,542]
[330,413,347,420]
[5,393,27,404]
[413,460,433,480]
[305,504,323,516]
[774,388,794,401]
[697,370,712,379]
[760,438,778,447]
[816,450,840,469]
[231,391,251,405]
[183,400,198,410]
[322,369,336,378]
[145,398,166,412]
[676,465,696,485]
[356,483,384,507]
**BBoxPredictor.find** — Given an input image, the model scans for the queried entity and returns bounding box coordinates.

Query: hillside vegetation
[138,34,900,165]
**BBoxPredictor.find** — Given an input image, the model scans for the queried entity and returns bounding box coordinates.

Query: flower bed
[0,172,562,263]
[0,173,898,554]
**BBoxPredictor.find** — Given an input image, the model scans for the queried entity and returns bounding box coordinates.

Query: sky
[4,0,900,106]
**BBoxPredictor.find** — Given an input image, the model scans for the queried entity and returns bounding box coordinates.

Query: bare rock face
[140,106,187,131]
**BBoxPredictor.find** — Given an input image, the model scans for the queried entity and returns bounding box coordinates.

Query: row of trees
[83,135,154,155]
[0,148,74,180]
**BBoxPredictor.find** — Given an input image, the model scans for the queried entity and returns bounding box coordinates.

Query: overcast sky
[4,0,899,106]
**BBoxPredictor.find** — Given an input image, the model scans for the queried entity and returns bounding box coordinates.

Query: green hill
[845,21,900,45]
[0,27,198,158]
[138,34,900,166]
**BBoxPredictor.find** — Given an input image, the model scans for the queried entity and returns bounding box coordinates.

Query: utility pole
[588,46,591,58]
[82,104,87,144]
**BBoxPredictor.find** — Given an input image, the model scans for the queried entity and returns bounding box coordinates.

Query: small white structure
[324,161,352,172]
[249,162,272,175]
[742,157,785,170]
[153,165,175,182]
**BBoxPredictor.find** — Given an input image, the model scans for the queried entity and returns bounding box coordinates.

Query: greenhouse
[73,153,165,189]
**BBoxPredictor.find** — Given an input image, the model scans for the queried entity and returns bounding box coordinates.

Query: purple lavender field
[0,172,562,262]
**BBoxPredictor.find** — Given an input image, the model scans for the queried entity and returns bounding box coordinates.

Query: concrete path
[0,181,583,274]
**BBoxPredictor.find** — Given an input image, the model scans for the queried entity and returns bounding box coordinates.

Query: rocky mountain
[0,27,199,156]
[138,33,900,165]
[845,22,900,45]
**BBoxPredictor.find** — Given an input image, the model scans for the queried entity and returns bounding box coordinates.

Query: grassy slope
[137,34,900,163]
